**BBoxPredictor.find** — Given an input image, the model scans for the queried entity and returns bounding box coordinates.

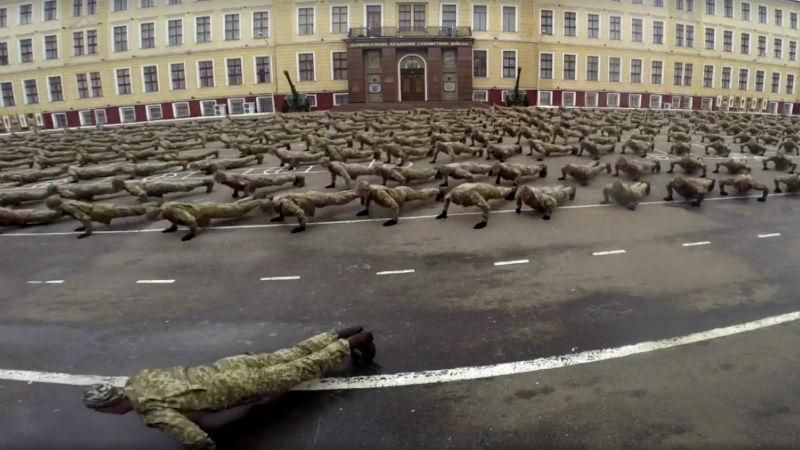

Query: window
[142,65,158,92]
[44,0,57,20]
[87,29,97,54]
[77,73,89,98]
[0,42,7,65]
[94,109,106,124]
[20,38,33,62]
[20,4,32,24]
[654,0,663,7]
[682,96,693,109]
[168,19,182,46]
[24,79,38,104]
[540,10,553,35]
[473,50,487,77]
[473,5,487,32]
[651,61,663,84]
[298,53,314,81]
[502,6,516,32]
[758,35,766,56]
[755,70,764,91]
[649,95,661,109]
[563,54,576,80]
[653,21,663,44]
[792,12,798,29]
[73,31,84,56]
[51,113,66,129]
[564,12,576,36]
[196,16,211,43]
[198,60,214,87]
[741,33,750,53]
[629,94,641,108]
[471,90,488,102]
[775,9,782,26]
[738,69,748,90]
[113,0,127,12]
[774,38,782,59]
[305,94,317,108]
[676,24,684,46]
[631,59,642,83]
[141,0,154,7]
[610,16,621,40]
[90,71,101,96]
[563,92,576,107]
[674,62,683,85]
[43,35,58,59]
[0,8,6,26]
[684,64,693,86]
[686,25,694,47]
[607,92,620,107]
[225,13,240,40]
[255,56,271,83]
[120,106,136,123]
[723,30,732,52]
[586,92,599,107]
[706,0,715,14]
[1,82,14,106]
[170,62,185,89]
[721,67,731,89]
[790,41,796,61]
[48,76,63,101]
[703,66,714,88]
[140,22,155,49]
[701,97,713,110]
[538,91,552,106]
[632,18,642,42]
[442,4,457,28]
[540,53,553,79]
[498,50,515,78]
[146,104,162,121]
[588,14,599,38]
[687,0,694,11]
[173,102,190,118]
[168,0,181,4]
[114,26,127,52]
[586,56,599,81]
[257,95,275,113]
[786,74,795,94]
[705,28,714,49]
[741,2,750,20]
[771,72,780,93]
[254,11,270,37]
[79,110,94,126]
[398,4,425,31]
[332,52,347,80]
[87,0,95,14]
[116,68,131,94]
[758,5,766,23]
[609,57,621,82]
[724,0,733,17]
[223,58,242,86]
[298,7,314,35]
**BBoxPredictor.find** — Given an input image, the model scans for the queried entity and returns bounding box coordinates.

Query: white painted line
[592,249,627,256]
[494,259,530,266]
[26,280,64,284]
[682,241,711,247]
[135,279,175,284]
[260,276,301,281]
[376,269,415,276]
[757,233,781,238]
[3,309,800,390]
[25,281,42,284]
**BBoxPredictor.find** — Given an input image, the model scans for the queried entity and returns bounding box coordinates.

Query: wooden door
[401,68,425,101]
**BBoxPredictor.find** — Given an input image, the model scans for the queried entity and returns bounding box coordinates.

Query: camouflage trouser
[210,332,350,396]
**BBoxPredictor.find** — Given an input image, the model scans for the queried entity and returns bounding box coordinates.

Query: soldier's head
[320,157,331,168]
[45,184,58,195]
[110,178,126,191]
[212,171,229,183]
[44,196,63,210]
[293,175,306,187]
[353,180,371,196]
[82,384,133,415]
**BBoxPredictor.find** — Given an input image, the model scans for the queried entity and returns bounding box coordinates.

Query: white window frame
[256,95,275,113]
[472,89,488,102]
[562,91,576,107]
[297,6,316,36]
[628,93,642,108]
[306,94,317,108]
[333,92,349,106]
[652,20,665,45]
[330,50,348,81]
[721,66,732,90]
[562,53,578,81]
[94,108,107,125]
[587,12,601,39]
[196,59,215,88]
[169,61,186,91]
[649,94,662,109]
[671,96,682,109]
[253,55,272,84]
[607,93,620,108]
[539,52,554,80]
[682,96,693,110]
[79,109,94,126]
[18,114,28,128]
[145,104,163,121]
[42,0,59,22]
[738,68,750,91]
[501,49,518,79]
[194,15,212,44]
[585,55,601,82]
[224,57,244,86]
[22,78,38,105]
[439,3,458,28]
[501,4,518,33]
[702,97,713,110]
[328,5,348,35]
[650,59,664,85]
[471,4,489,32]
[783,103,793,115]
[172,101,190,118]
[473,49,489,78]
[538,90,553,106]
[200,99,216,116]
[296,51,316,82]
[227,97,245,115]
[47,74,63,102]
[630,58,643,84]
[119,106,136,123]
[585,91,599,107]
[703,65,715,89]
[139,21,156,49]
[140,64,159,93]
[51,112,67,129]
[166,17,183,46]
[42,33,59,60]
[563,10,577,37]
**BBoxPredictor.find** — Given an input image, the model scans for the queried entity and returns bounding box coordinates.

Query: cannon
[281,70,311,113]
[505,67,529,107]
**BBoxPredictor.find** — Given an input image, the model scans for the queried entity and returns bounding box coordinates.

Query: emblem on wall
[443,82,456,92]
[368,83,382,94]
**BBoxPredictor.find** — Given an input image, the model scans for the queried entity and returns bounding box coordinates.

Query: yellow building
[0,0,797,130]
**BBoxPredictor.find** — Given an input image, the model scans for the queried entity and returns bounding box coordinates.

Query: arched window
[400,55,424,70]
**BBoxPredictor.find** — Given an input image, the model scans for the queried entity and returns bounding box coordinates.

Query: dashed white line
[26,280,64,285]
[757,233,781,238]
[135,279,175,284]
[682,241,711,247]
[592,249,627,256]
[493,259,530,266]
[260,276,301,281]
[376,269,415,276]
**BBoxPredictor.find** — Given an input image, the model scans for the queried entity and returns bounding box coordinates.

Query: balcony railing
[348,26,472,39]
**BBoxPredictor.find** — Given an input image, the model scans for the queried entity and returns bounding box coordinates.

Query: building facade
[0,0,798,130]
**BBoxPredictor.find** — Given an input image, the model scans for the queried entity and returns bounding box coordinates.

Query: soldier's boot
[569,187,577,200]
[162,223,178,233]
[337,326,364,339]
[270,215,285,222]
[291,225,306,234]
[204,180,214,193]
[356,208,369,217]
[348,331,376,365]
[181,232,196,241]
[383,219,398,227]
[256,155,264,165]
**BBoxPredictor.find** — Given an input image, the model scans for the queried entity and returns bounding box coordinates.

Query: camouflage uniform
[125,332,349,449]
